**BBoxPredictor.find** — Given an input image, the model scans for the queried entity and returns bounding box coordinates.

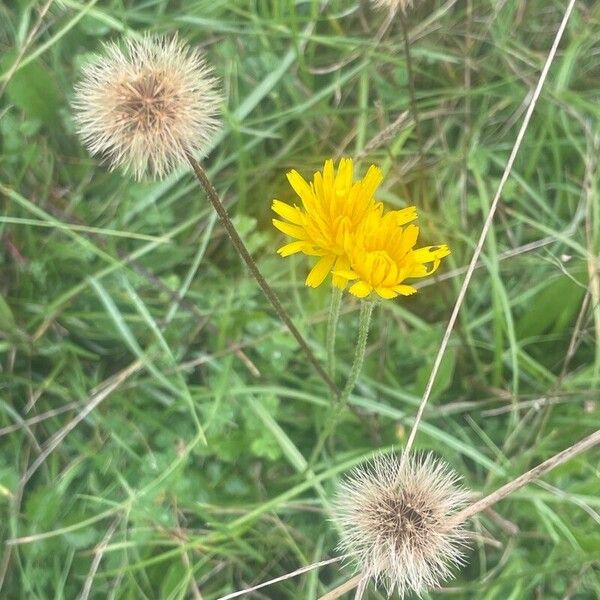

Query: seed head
[73,34,221,180]
[334,452,470,598]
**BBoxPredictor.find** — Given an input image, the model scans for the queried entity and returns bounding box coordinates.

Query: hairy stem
[186,154,337,395]
[326,286,343,379]
[309,301,375,464]
[339,301,375,406]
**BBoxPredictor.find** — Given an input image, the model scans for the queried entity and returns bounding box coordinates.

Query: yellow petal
[349,281,373,298]
[382,261,400,287]
[411,245,450,264]
[409,260,442,278]
[407,263,430,277]
[322,159,335,190]
[286,170,315,209]
[391,206,418,226]
[305,255,336,288]
[277,241,307,257]
[399,224,419,255]
[302,246,323,257]
[404,223,420,245]
[394,284,417,296]
[333,270,359,281]
[272,219,306,240]
[375,287,398,299]
[335,158,353,194]
[272,199,302,224]
[332,256,352,288]
[359,165,383,199]
[312,170,324,203]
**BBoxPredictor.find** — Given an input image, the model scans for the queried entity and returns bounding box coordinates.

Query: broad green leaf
[2,55,61,125]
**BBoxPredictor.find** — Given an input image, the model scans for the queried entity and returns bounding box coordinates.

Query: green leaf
[516,270,586,339]
[2,55,61,125]
[0,293,16,332]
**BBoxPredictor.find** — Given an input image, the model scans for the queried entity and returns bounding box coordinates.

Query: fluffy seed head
[334,452,470,598]
[73,34,221,180]
[371,0,413,13]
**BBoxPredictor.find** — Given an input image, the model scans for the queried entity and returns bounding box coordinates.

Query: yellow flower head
[272,158,392,287]
[335,210,450,300]
[272,157,448,300]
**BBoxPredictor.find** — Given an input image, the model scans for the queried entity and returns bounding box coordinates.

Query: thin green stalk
[398,10,423,157]
[398,8,428,209]
[309,301,375,465]
[326,286,343,379]
[186,154,338,396]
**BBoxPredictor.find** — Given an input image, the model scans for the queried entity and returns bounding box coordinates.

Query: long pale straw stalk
[402,0,578,460]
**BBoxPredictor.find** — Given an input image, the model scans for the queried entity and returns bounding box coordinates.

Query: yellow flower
[272,158,415,288]
[335,210,450,299]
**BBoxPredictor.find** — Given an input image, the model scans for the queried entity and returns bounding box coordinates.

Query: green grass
[1,1,600,598]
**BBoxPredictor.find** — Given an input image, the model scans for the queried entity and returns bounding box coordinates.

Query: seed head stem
[186,153,337,395]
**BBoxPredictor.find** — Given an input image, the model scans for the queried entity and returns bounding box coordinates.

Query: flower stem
[309,301,375,465]
[326,286,343,380]
[186,154,338,396]
[339,301,374,406]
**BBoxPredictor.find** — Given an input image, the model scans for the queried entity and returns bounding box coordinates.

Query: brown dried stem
[186,154,338,395]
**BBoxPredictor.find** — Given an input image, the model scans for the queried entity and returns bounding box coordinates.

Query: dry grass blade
[451,429,600,524]
[20,360,143,485]
[78,518,119,600]
[318,574,363,600]
[0,0,54,97]
[216,556,344,600]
